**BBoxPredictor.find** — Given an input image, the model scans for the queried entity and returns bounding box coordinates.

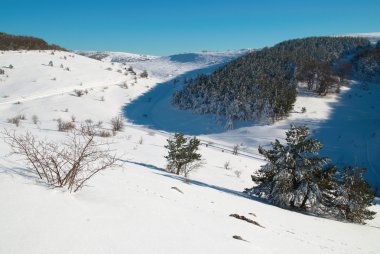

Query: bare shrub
[234,170,242,178]
[232,145,239,155]
[74,89,84,97]
[111,115,124,132]
[97,130,112,138]
[140,70,148,78]
[57,118,75,132]
[224,161,231,170]
[8,117,20,127]
[32,115,39,124]
[8,115,26,127]
[1,127,118,192]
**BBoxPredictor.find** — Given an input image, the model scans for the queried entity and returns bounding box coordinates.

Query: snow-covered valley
[0,45,379,254]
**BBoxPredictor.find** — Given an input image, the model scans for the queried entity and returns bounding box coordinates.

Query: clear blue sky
[1,0,379,55]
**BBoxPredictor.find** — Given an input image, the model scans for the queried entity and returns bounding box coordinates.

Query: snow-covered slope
[75,50,158,62]
[0,50,379,254]
[0,50,127,104]
[79,49,252,79]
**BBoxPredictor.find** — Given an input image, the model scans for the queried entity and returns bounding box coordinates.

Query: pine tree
[334,166,376,224]
[246,124,376,223]
[246,125,333,212]
[165,133,202,177]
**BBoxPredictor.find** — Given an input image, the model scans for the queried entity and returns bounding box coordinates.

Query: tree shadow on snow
[309,82,380,195]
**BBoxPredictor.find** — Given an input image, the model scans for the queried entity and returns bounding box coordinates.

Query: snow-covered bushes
[2,126,118,192]
[245,124,376,224]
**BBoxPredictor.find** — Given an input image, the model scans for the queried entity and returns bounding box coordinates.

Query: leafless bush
[97,130,112,138]
[234,170,242,178]
[8,117,20,127]
[111,115,124,132]
[140,70,148,78]
[224,161,231,170]
[57,118,75,132]
[85,119,93,125]
[32,115,39,124]
[7,115,26,127]
[1,127,118,192]
[232,145,239,155]
[74,89,84,97]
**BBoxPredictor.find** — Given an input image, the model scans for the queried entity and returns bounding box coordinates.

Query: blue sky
[1,0,379,55]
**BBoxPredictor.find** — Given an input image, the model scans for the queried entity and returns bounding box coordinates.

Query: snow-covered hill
[75,50,158,62]
[0,50,379,254]
[79,49,252,79]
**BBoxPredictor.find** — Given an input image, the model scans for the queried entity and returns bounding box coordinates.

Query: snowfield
[0,49,379,254]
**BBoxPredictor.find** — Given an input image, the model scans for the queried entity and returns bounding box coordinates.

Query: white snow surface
[0,49,379,254]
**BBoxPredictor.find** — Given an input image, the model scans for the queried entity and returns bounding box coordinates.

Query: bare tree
[1,125,118,192]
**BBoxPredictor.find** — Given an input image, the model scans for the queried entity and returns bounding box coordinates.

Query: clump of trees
[165,132,202,177]
[0,32,65,51]
[173,37,370,126]
[1,125,118,192]
[245,124,376,224]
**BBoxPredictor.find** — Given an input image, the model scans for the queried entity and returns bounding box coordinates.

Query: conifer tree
[246,124,376,223]
[165,133,202,177]
[246,125,334,212]
[334,166,376,224]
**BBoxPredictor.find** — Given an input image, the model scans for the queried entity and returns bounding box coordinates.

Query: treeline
[172,37,370,126]
[353,41,380,83]
[0,32,65,51]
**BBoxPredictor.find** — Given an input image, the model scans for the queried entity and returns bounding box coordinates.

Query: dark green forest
[172,36,370,127]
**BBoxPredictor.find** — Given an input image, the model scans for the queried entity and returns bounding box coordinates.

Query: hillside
[0,32,65,51]
[172,37,370,125]
[0,48,379,254]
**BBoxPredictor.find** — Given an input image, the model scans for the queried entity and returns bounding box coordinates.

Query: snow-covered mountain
[0,49,379,254]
